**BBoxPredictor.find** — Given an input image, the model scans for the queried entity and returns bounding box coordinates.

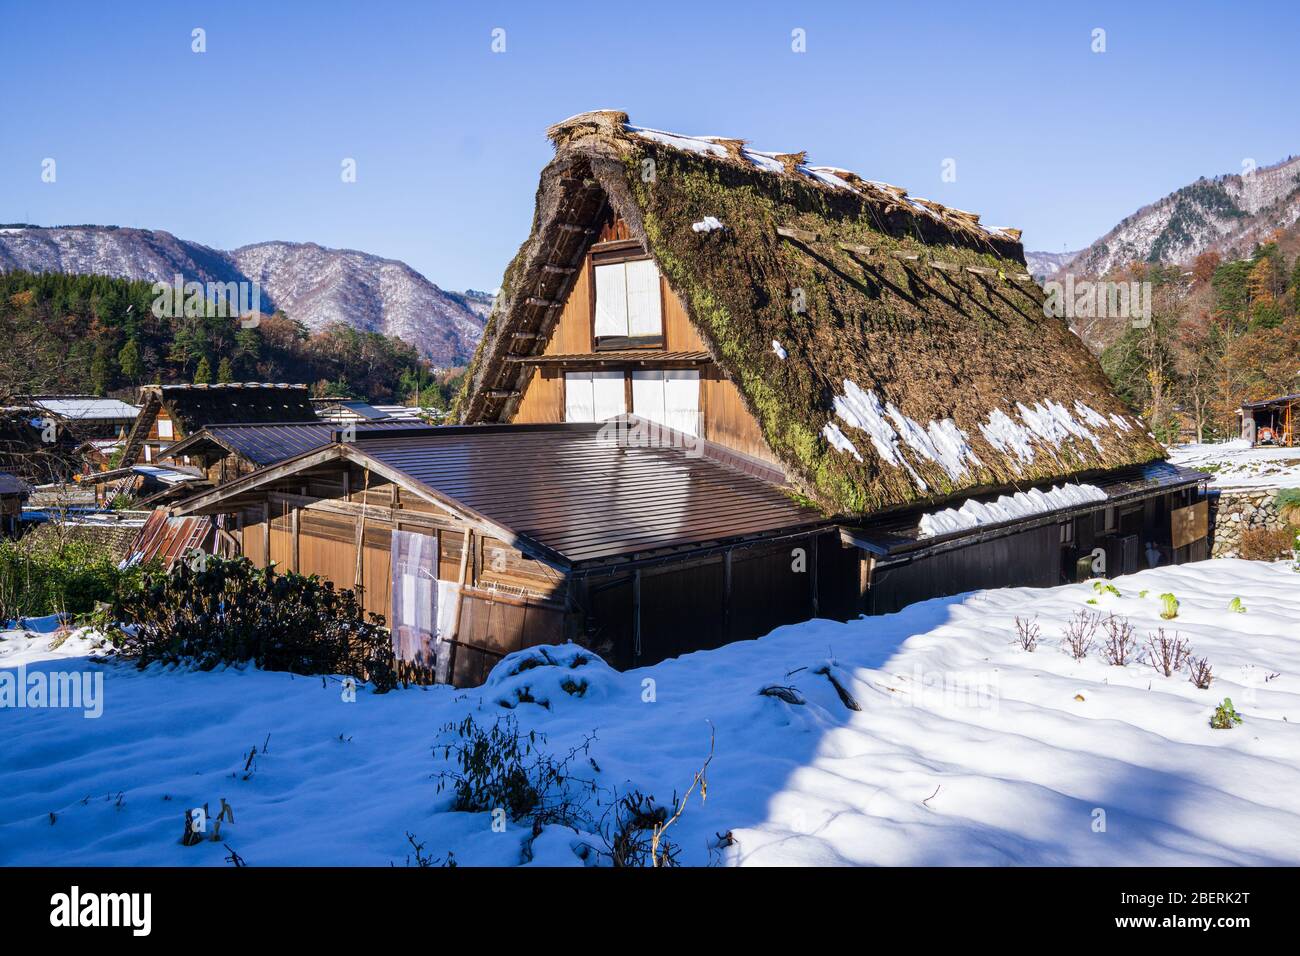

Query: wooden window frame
[589,246,665,351]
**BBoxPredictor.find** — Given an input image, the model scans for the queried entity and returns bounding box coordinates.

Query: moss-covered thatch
[456,110,1164,517]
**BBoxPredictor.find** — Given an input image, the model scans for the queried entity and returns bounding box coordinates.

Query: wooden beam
[525,296,561,309]
[511,331,543,340]
[291,505,299,572]
[484,389,520,399]
[837,242,873,257]
[261,501,270,568]
[556,223,594,234]
[776,225,819,243]
[542,264,576,275]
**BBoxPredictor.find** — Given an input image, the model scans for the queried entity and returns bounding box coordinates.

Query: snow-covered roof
[28,396,139,420]
[461,111,1164,516]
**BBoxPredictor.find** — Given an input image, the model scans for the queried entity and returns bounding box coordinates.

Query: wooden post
[858,552,875,614]
[632,569,642,663]
[445,528,472,684]
[809,533,820,617]
[291,506,299,572]
[261,501,270,568]
[722,550,733,640]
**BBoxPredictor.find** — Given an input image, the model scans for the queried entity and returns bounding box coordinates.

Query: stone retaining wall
[1207,488,1293,557]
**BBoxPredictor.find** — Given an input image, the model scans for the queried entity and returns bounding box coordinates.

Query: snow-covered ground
[1168,439,1300,490]
[2,560,1299,867]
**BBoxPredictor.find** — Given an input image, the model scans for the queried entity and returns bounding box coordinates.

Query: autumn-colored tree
[1191,250,1221,286]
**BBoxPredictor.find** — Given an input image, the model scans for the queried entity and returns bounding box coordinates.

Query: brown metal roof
[167,420,415,467]
[340,423,829,568]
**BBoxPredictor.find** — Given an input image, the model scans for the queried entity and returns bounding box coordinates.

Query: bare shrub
[1188,657,1213,690]
[1061,609,1101,661]
[1239,527,1294,561]
[1142,629,1194,677]
[1014,615,1040,652]
[1099,614,1138,666]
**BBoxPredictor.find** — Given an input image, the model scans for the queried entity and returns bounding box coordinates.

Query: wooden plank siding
[219,462,575,684]
[511,214,781,466]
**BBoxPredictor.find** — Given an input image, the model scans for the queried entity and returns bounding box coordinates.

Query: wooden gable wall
[512,215,779,466]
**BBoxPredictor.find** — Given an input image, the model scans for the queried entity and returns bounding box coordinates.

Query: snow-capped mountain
[1022,249,1081,280]
[0,225,485,366]
[229,241,484,366]
[1064,154,1300,276]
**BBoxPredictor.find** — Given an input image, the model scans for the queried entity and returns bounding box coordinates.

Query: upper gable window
[593,257,663,349]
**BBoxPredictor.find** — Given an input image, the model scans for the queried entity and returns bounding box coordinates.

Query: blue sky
[2,0,1297,290]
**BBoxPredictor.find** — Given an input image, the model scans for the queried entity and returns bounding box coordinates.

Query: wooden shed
[0,471,29,538]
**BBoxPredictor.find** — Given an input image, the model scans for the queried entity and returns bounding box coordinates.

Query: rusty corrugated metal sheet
[123,507,214,569]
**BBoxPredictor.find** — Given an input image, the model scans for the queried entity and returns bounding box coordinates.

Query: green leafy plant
[1274,487,1300,524]
[1092,581,1121,598]
[109,555,397,690]
[0,535,152,624]
[1159,593,1179,619]
[1228,596,1246,614]
[1209,697,1242,729]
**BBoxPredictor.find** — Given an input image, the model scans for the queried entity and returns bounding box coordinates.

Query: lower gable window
[632,369,700,436]
[564,371,626,422]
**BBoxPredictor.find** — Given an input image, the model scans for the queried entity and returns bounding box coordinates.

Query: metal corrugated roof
[123,508,213,569]
[200,420,418,466]
[347,423,830,567]
[28,397,140,420]
[0,472,30,497]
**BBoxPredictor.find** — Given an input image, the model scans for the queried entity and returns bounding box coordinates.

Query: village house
[1239,392,1296,446]
[118,382,319,466]
[171,111,1208,685]
[0,472,29,538]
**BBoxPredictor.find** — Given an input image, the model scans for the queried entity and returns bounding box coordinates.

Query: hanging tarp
[390,529,437,669]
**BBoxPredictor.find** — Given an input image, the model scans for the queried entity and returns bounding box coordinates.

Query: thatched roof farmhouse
[458,110,1164,516]
[176,112,1208,682]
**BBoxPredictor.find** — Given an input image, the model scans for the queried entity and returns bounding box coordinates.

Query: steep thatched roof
[456,110,1164,516]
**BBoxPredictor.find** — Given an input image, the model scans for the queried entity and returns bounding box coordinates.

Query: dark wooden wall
[575,531,860,669]
[868,487,1207,615]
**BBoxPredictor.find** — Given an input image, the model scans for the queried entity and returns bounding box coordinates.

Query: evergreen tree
[118,338,144,384]
[216,356,234,383]
[193,355,213,385]
[89,344,114,396]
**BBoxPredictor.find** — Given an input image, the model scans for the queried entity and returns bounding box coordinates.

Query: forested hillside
[1097,230,1300,443]
[0,270,462,406]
